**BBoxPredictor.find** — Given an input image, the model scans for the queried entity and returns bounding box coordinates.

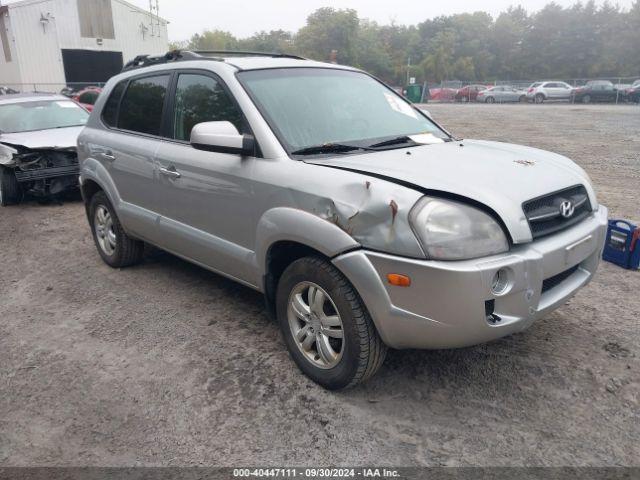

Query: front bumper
[333,206,608,349]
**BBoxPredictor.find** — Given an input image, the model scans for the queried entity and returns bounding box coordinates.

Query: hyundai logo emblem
[560,200,575,218]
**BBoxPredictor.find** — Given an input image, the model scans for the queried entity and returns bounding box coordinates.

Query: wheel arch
[255,207,361,315]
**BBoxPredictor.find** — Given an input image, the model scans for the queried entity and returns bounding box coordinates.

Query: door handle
[101,151,116,161]
[92,148,115,161]
[159,166,181,179]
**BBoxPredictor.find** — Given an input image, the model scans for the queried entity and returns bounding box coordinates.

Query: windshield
[238,68,449,155]
[0,100,89,133]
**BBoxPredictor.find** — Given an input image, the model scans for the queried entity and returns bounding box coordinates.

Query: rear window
[102,81,126,127]
[117,75,169,136]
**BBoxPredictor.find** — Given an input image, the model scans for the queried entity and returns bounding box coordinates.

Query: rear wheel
[276,257,387,390]
[0,166,22,206]
[582,94,591,104]
[486,96,495,104]
[534,93,545,104]
[89,191,144,268]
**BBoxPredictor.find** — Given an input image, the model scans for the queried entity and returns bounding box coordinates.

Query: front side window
[118,75,169,136]
[238,68,449,155]
[0,100,89,133]
[172,74,244,141]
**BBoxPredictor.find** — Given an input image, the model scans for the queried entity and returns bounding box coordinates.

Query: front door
[153,71,258,285]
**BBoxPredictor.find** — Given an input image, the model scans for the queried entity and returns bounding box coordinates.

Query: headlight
[410,197,509,260]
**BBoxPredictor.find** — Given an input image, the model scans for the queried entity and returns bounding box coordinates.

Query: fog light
[491,268,510,295]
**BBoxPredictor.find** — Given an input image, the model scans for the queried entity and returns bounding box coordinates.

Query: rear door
[92,74,170,240]
[153,70,258,284]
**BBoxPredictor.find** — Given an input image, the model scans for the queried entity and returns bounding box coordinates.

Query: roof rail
[121,50,306,72]
[121,50,223,72]
[192,50,306,60]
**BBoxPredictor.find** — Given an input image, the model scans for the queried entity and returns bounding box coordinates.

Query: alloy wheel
[94,205,117,256]
[287,281,344,369]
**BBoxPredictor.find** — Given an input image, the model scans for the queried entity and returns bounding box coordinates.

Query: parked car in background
[526,81,573,103]
[78,50,607,389]
[0,86,19,95]
[477,86,526,103]
[454,85,487,102]
[428,87,457,102]
[0,93,89,205]
[624,80,640,103]
[72,87,102,112]
[570,81,620,103]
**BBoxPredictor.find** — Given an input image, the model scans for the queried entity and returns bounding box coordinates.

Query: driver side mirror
[190,121,255,157]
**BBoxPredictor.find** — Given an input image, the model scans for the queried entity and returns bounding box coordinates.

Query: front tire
[276,257,387,390]
[89,191,144,268]
[0,166,22,206]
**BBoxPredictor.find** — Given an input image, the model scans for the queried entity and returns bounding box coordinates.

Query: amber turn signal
[387,273,411,287]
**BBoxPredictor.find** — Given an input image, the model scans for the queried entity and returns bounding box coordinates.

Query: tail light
[528,88,534,93]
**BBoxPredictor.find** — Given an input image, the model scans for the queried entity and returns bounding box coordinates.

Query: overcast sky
[4,0,636,40]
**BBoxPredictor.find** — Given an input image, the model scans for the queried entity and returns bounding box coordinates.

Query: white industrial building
[0,0,169,90]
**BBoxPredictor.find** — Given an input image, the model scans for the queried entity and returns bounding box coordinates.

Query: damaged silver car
[0,94,88,205]
[78,51,608,389]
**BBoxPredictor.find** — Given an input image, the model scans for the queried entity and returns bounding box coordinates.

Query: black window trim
[100,71,174,140]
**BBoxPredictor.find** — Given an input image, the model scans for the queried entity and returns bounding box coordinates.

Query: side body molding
[253,207,360,283]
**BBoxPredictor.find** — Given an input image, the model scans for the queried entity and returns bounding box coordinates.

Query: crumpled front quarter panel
[251,158,426,260]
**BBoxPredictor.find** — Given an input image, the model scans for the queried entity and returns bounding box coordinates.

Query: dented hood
[0,126,83,151]
[306,139,597,244]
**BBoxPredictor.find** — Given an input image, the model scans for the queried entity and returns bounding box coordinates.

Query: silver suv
[526,81,574,103]
[78,51,608,389]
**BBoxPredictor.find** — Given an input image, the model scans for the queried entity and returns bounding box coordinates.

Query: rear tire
[486,96,495,104]
[0,166,22,206]
[276,256,387,390]
[582,95,591,104]
[534,93,545,104]
[89,191,144,268]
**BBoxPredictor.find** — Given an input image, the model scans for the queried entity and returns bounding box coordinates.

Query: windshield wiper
[291,143,372,156]
[367,136,416,149]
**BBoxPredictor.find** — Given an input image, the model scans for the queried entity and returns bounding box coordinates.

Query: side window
[172,73,244,141]
[101,81,126,127]
[118,75,169,135]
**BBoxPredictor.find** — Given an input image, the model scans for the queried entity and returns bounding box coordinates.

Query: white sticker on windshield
[408,133,444,144]
[56,101,78,108]
[383,92,419,119]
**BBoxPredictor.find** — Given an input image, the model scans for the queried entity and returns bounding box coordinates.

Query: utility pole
[406,57,411,86]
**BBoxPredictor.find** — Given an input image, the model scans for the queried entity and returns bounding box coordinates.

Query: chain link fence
[0,82,106,97]
[414,76,640,104]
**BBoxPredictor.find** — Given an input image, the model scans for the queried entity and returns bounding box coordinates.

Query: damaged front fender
[0,143,18,166]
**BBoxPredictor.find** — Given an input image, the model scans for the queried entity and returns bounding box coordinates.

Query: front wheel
[276,257,387,390]
[0,166,22,206]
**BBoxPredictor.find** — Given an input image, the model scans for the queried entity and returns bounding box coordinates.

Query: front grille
[14,164,79,182]
[523,185,592,239]
[541,265,580,293]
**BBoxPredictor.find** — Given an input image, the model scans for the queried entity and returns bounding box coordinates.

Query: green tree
[295,8,359,64]
[187,30,238,51]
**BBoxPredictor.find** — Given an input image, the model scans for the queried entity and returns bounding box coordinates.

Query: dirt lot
[1,104,639,467]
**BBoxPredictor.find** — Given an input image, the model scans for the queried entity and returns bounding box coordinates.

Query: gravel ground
[1,104,638,467]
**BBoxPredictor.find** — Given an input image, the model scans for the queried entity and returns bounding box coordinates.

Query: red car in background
[428,87,457,102]
[454,84,488,102]
[72,87,102,112]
